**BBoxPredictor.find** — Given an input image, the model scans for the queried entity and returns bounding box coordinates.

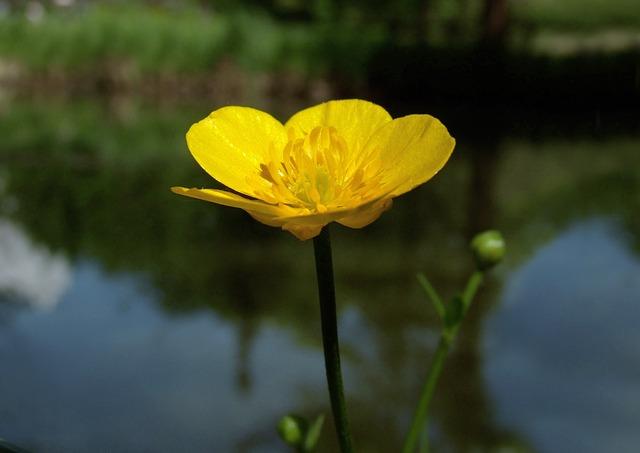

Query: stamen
[255,126,384,212]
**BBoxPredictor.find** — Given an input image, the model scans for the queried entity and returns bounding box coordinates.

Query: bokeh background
[0,1,639,452]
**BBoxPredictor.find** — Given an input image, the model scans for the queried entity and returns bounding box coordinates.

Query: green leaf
[303,414,325,452]
[416,273,445,319]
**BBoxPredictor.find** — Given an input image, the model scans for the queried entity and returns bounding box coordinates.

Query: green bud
[277,414,307,446]
[470,230,506,270]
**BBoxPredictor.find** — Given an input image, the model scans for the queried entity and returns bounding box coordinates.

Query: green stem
[403,270,485,453]
[462,271,483,311]
[313,227,353,453]
[402,335,451,453]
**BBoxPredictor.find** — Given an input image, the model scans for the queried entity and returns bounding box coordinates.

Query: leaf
[416,273,445,319]
[303,414,325,452]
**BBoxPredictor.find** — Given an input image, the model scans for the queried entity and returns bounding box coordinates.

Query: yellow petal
[249,192,392,239]
[285,99,392,156]
[282,224,324,241]
[268,195,393,239]
[337,198,393,228]
[171,187,288,217]
[246,212,323,240]
[186,106,287,197]
[364,114,455,196]
[276,198,392,240]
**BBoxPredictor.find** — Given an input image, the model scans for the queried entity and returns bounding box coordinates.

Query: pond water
[0,95,639,452]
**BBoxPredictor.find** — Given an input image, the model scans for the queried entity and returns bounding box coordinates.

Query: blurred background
[0,0,639,452]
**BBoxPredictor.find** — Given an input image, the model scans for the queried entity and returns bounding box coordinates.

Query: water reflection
[0,260,330,452]
[485,219,640,453]
[0,219,71,310]
[0,95,639,452]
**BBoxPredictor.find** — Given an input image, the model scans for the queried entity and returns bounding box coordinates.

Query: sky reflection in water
[485,219,640,453]
[0,257,330,452]
[2,216,639,452]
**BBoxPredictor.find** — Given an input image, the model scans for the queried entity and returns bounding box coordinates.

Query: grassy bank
[1,2,638,80]
[0,5,386,77]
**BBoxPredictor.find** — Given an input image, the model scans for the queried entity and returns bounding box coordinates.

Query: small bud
[277,415,307,446]
[470,230,505,270]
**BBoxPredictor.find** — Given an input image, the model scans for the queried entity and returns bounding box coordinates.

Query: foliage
[0,97,198,165]
[0,0,638,82]
[0,6,229,73]
[0,4,384,77]
[513,0,640,30]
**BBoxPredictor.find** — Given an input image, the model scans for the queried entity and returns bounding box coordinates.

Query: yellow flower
[172,99,455,240]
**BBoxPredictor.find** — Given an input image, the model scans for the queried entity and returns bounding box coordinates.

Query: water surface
[1,96,639,452]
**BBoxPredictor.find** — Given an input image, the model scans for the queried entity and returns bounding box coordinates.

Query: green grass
[0,1,637,80]
[0,6,231,73]
[0,4,385,77]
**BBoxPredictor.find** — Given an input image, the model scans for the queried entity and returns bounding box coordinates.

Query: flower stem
[462,271,483,312]
[313,227,354,453]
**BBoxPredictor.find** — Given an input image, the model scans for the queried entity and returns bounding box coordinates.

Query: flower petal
[337,199,393,228]
[364,114,455,196]
[283,224,323,241]
[186,106,288,197]
[244,212,324,240]
[285,99,392,156]
[171,187,288,217]
[172,186,396,240]
[265,194,394,239]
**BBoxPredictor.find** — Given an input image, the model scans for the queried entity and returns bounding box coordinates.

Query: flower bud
[277,414,306,446]
[470,230,505,270]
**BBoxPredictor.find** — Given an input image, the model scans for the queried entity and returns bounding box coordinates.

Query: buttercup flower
[172,99,455,240]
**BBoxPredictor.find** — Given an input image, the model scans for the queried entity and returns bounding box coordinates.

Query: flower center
[253,126,383,212]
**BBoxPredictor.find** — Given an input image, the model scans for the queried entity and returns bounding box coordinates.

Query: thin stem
[313,227,353,453]
[403,270,485,453]
[462,271,483,311]
[418,425,430,453]
[401,336,451,453]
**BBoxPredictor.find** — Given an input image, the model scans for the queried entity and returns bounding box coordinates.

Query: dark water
[0,95,639,452]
